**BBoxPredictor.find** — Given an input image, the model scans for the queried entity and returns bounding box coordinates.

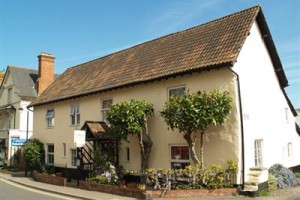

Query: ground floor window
[170,145,190,169]
[254,139,263,167]
[47,144,54,165]
[287,142,293,159]
[71,149,77,167]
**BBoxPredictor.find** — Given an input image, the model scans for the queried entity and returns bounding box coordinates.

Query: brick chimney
[37,53,55,95]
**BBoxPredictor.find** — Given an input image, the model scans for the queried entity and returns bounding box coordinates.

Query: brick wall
[32,170,66,186]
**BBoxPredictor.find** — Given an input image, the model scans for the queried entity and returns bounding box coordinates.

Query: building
[0,53,56,167]
[29,5,300,190]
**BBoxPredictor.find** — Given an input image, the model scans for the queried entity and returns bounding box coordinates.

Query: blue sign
[11,139,31,146]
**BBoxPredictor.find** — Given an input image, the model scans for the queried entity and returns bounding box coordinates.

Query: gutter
[227,67,245,190]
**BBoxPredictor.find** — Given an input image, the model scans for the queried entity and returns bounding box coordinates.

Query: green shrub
[24,139,45,172]
[295,172,300,178]
[268,174,277,191]
[258,189,269,197]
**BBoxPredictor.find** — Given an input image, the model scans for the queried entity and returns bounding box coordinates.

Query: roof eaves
[29,61,233,108]
[255,8,288,88]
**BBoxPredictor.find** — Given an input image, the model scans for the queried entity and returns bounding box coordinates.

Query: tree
[24,139,45,172]
[160,90,232,168]
[107,99,154,174]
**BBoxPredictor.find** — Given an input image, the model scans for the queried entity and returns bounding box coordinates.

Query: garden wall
[32,170,67,186]
[79,180,237,199]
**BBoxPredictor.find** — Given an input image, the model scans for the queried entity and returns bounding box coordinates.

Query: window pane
[171,146,189,160]
[169,87,185,98]
[46,109,54,117]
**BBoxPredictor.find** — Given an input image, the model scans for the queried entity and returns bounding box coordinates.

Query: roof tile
[30,5,260,106]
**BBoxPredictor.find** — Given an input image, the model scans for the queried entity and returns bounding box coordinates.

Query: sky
[0,0,299,108]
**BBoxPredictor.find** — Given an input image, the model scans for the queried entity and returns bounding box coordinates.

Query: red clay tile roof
[30,5,286,107]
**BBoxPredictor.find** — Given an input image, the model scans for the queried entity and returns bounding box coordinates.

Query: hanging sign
[74,130,86,147]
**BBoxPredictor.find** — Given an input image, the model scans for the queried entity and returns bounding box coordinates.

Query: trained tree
[24,139,45,172]
[161,90,232,167]
[107,99,154,174]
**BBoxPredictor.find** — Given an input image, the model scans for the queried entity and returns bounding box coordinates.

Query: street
[0,178,81,200]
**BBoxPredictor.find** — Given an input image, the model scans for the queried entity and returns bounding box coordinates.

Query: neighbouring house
[29,5,300,191]
[0,71,4,85]
[0,53,56,168]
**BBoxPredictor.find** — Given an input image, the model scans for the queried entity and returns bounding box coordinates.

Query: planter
[32,170,67,186]
[79,180,236,199]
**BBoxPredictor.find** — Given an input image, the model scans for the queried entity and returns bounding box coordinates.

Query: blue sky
[0,0,299,108]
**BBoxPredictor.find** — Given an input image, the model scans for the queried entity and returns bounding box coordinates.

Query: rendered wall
[233,21,300,177]
[32,69,240,172]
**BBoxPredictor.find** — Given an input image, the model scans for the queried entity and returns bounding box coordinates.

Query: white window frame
[47,144,54,165]
[287,142,293,159]
[254,139,263,167]
[285,107,290,123]
[46,109,55,128]
[70,104,80,125]
[101,99,113,123]
[170,144,190,169]
[168,86,186,99]
[7,117,12,129]
[71,149,77,167]
[7,88,12,103]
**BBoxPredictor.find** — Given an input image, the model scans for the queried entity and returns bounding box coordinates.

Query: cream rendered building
[29,6,300,190]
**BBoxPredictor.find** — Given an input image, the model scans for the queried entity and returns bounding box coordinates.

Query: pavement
[0,169,135,200]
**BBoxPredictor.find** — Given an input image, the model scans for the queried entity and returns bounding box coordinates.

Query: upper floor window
[7,117,12,129]
[7,88,12,103]
[70,104,80,125]
[254,139,263,167]
[168,86,186,99]
[101,99,113,122]
[285,108,290,123]
[46,109,55,128]
[170,145,190,169]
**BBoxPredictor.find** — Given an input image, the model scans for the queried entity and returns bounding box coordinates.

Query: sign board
[74,130,86,147]
[11,138,31,146]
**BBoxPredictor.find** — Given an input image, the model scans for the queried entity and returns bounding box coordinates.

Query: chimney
[37,53,55,95]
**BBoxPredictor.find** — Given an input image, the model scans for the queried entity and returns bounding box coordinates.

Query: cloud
[145,0,225,36]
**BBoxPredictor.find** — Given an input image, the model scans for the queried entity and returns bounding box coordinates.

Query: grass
[295,172,300,178]
[258,189,269,197]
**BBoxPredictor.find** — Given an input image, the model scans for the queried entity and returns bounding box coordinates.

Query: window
[126,147,130,162]
[168,86,186,98]
[47,144,54,165]
[7,117,12,129]
[288,142,293,158]
[7,88,12,103]
[70,104,80,125]
[285,108,290,123]
[46,109,55,127]
[170,145,190,169]
[71,149,77,167]
[101,99,113,122]
[254,139,263,167]
[62,143,66,157]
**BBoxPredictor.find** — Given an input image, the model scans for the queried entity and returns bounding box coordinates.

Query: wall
[233,21,300,177]
[33,64,240,177]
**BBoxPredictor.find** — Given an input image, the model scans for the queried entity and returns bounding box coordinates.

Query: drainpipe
[228,67,245,190]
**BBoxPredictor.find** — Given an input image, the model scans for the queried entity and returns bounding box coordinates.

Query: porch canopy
[81,121,110,141]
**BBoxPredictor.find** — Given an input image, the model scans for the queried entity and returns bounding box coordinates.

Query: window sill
[46,127,54,129]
